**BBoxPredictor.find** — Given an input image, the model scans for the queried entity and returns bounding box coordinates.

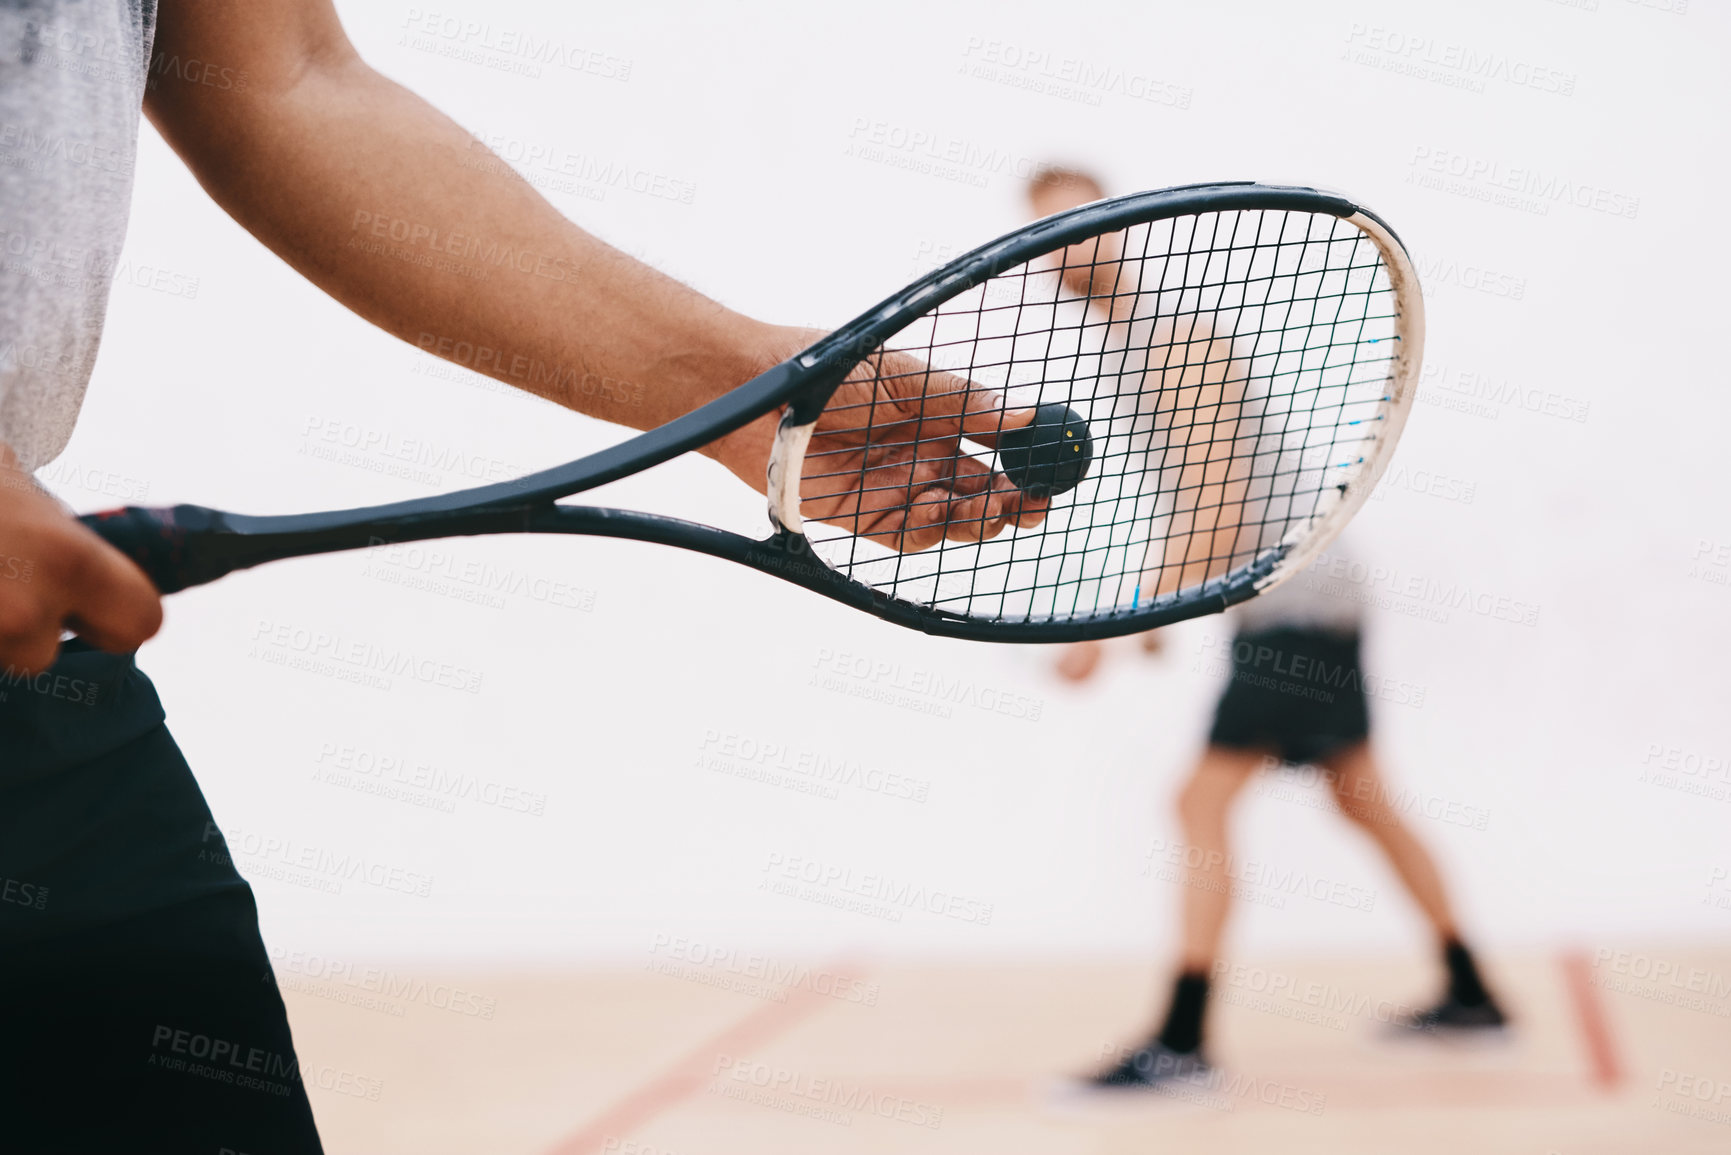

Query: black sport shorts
[0,641,324,1154]
[1207,626,1370,766]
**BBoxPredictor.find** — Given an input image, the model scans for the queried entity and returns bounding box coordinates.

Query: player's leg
[1174,746,1266,976]
[1320,740,1506,1032]
[0,643,325,1152]
[1323,740,1461,934]
[1088,745,1264,1088]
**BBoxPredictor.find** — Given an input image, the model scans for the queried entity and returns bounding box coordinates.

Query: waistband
[0,640,167,787]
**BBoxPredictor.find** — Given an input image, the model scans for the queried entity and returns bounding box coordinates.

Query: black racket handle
[80,501,540,594]
[81,504,237,594]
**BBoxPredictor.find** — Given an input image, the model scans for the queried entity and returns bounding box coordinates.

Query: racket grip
[80,504,237,594]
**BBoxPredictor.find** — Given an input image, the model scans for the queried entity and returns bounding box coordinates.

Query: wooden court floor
[281,945,1731,1154]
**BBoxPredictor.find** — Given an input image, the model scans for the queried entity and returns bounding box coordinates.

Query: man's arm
[145,0,789,489]
[0,2,1048,674]
[146,0,1045,541]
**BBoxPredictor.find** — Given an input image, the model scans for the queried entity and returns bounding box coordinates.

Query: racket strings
[799,209,1398,624]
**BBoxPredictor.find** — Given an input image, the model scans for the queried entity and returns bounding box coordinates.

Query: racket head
[765,182,1422,642]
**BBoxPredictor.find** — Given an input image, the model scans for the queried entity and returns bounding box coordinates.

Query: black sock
[1443,938,1490,1006]
[1155,971,1210,1054]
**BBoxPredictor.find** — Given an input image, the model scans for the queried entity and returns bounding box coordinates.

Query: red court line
[1558,948,1623,1091]
[542,958,866,1155]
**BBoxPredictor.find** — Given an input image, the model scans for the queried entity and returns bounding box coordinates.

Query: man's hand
[1055,639,1106,684]
[716,329,1049,552]
[0,446,162,674]
[800,348,1051,552]
[1054,630,1166,686]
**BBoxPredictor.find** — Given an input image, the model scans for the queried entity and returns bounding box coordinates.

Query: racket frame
[762,182,1423,638]
[84,182,1420,642]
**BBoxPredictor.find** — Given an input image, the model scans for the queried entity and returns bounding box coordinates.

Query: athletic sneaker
[1387,996,1508,1036]
[1086,1041,1211,1089]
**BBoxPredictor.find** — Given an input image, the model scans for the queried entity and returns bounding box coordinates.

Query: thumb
[912,364,1037,449]
[871,350,1037,448]
[960,393,1038,450]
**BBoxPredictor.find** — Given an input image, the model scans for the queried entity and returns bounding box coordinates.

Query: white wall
[63,0,1730,966]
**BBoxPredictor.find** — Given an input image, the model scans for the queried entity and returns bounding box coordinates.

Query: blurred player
[1031,168,1507,1092]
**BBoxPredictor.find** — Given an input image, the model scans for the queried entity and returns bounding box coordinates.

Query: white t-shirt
[1228,535,1366,636]
[0,2,156,471]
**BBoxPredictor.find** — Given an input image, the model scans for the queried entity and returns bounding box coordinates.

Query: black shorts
[0,642,323,1154]
[1207,626,1370,766]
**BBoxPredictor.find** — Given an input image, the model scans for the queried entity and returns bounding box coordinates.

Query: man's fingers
[992,475,1050,531]
[879,465,1051,551]
[933,459,1028,543]
[936,489,1001,544]
[922,367,1037,449]
[905,480,1046,550]
[879,353,1036,450]
[900,511,951,554]
[965,479,1049,542]
[815,425,1053,553]
[878,485,952,553]
[958,397,1037,451]
[59,529,164,653]
[865,480,1001,553]
[0,448,159,672]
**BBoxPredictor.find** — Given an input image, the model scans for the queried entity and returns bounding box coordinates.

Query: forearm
[1155,464,1252,595]
[146,6,784,477]
[1144,320,1253,595]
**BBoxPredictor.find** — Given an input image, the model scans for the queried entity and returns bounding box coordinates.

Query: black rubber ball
[995,403,1094,498]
